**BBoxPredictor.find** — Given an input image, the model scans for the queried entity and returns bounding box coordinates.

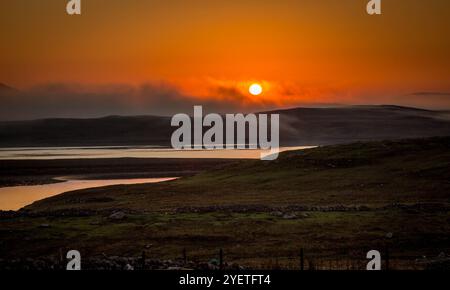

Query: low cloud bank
[0,82,449,121]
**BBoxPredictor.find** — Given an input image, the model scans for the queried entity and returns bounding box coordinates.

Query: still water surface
[0,177,177,211]
[0,146,315,211]
[0,146,315,160]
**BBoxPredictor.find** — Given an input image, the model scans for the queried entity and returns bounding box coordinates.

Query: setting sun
[249,84,263,96]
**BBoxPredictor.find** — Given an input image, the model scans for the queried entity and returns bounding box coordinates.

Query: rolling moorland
[0,105,450,147]
[0,137,449,269]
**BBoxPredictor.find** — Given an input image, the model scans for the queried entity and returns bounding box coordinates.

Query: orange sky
[1,0,450,110]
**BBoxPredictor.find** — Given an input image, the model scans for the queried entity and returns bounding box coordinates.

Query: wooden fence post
[300,248,304,271]
[385,246,390,271]
[141,251,146,270]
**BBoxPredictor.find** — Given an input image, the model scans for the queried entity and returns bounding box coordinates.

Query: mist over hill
[0,83,17,94]
[0,105,449,147]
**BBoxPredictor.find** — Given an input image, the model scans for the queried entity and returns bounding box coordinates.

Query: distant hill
[274,105,450,145]
[0,115,173,147]
[0,83,17,94]
[0,105,449,147]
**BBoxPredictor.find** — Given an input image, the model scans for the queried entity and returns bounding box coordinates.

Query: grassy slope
[1,137,449,269]
[28,136,450,212]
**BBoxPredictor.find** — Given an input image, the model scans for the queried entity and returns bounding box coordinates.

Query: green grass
[24,137,450,213]
[1,137,449,269]
[1,210,448,268]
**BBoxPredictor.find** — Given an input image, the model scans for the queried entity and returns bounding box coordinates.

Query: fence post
[59,248,63,270]
[141,251,146,270]
[300,248,304,271]
[219,248,223,270]
[385,246,390,271]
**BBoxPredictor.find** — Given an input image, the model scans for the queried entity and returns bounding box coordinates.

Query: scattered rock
[282,213,297,220]
[270,211,283,217]
[109,211,126,221]
[299,213,310,218]
[124,263,134,271]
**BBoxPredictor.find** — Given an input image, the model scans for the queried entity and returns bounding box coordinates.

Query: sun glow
[249,83,263,96]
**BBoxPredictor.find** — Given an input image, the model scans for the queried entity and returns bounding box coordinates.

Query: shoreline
[0,157,241,188]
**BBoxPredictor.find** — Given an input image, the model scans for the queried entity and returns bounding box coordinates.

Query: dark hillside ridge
[0,105,449,147]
